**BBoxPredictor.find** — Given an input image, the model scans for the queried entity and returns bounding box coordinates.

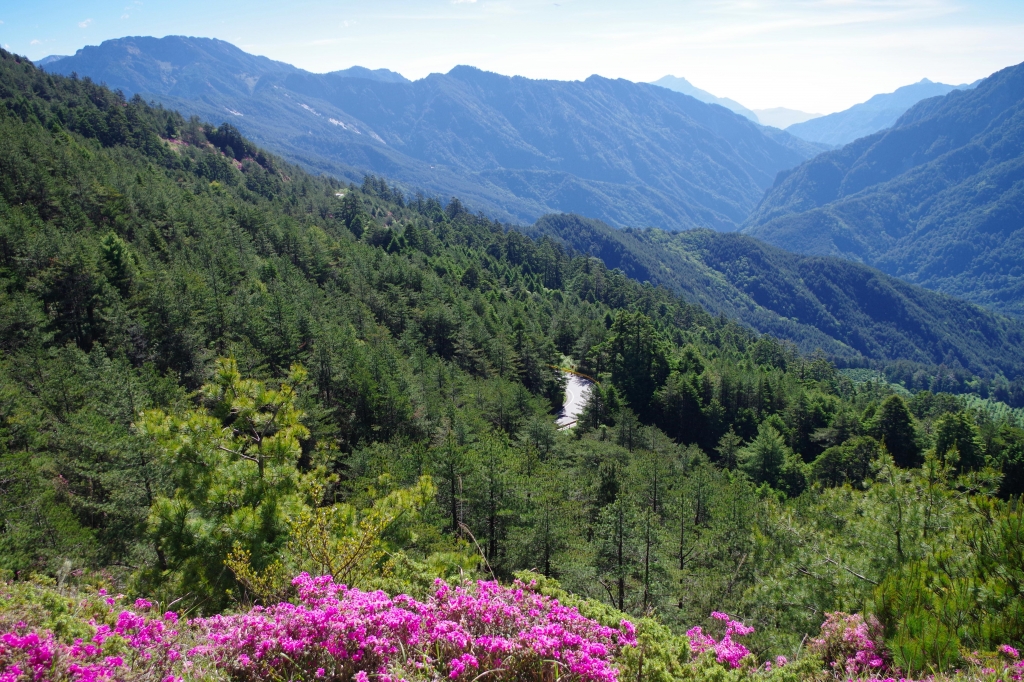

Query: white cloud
[78,18,93,28]
[30,39,40,45]
[452,0,477,4]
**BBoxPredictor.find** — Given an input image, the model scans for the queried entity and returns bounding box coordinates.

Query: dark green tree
[874,395,921,468]
[587,311,669,414]
[933,411,984,470]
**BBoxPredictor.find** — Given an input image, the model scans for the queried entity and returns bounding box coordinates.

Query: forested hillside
[745,60,1024,318]
[525,214,1024,397]
[40,35,824,231]
[2,48,1024,680]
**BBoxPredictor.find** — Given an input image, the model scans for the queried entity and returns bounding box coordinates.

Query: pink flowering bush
[1,574,635,682]
[685,611,757,669]
[0,626,54,681]
[997,644,1024,682]
[808,612,892,678]
[0,599,195,681]
[4,575,1020,682]
[191,573,636,682]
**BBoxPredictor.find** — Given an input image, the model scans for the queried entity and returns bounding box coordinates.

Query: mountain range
[39,36,824,231]
[651,76,975,145]
[33,37,1024,355]
[786,78,974,146]
[745,60,1024,319]
[12,42,1024,383]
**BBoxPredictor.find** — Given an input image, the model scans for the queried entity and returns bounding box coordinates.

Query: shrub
[808,612,892,677]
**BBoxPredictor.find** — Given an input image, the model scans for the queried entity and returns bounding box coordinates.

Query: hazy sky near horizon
[2,0,1023,114]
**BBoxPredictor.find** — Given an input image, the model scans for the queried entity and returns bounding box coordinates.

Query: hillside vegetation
[1,49,1023,680]
[41,35,824,231]
[525,214,1024,398]
[745,60,1024,318]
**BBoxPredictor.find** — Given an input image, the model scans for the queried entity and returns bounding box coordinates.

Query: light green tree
[135,357,312,607]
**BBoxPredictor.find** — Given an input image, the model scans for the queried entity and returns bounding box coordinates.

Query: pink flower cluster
[685,611,757,668]
[806,615,1023,682]
[809,612,891,677]
[189,574,637,682]
[998,644,1024,682]
[0,628,54,681]
[0,598,184,682]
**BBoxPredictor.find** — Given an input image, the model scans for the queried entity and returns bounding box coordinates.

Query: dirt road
[555,372,593,429]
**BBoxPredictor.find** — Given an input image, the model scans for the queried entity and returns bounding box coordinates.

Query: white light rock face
[556,372,593,429]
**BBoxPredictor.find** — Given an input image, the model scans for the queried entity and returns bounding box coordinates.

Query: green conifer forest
[1,49,1022,680]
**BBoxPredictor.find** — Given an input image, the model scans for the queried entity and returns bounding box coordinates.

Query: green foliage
[587,311,670,414]
[135,358,312,608]
[227,474,444,604]
[872,395,921,468]
[739,423,807,497]
[874,497,1024,674]
[0,572,129,644]
[933,411,985,470]
[810,436,879,487]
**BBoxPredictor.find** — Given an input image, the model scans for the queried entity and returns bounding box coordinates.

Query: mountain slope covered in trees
[525,214,1024,392]
[40,35,824,230]
[745,61,1024,318]
[3,48,1024,676]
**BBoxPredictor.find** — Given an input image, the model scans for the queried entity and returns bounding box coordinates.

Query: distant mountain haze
[785,78,976,146]
[649,75,759,122]
[745,60,1024,319]
[40,35,826,231]
[754,108,822,129]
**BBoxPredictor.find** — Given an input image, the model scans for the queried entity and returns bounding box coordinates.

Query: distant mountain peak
[650,75,759,122]
[39,35,299,99]
[447,64,492,78]
[328,65,409,83]
[35,55,69,66]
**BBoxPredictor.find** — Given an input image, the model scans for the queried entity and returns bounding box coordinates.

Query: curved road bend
[556,372,594,429]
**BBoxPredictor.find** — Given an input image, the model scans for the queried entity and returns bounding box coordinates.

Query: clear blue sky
[3,0,1023,114]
